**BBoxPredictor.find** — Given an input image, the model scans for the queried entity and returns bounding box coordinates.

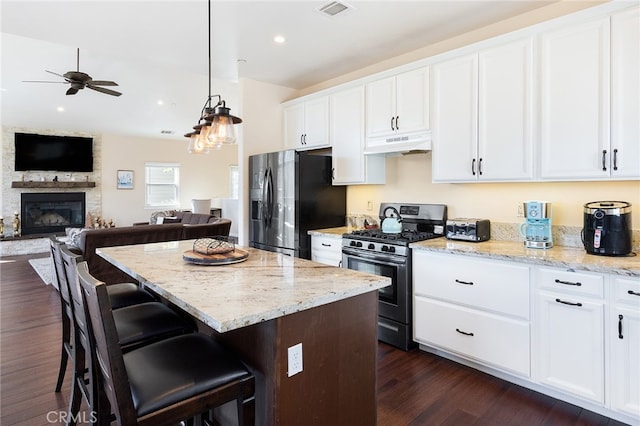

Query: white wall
[100,132,237,226]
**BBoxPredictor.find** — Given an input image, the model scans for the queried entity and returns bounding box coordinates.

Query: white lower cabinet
[413,251,531,377]
[413,249,639,424]
[534,267,605,405]
[610,276,640,418]
[415,297,530,376]
[311,235,342,267]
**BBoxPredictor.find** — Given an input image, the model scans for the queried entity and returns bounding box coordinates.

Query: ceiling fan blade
[45,70,66,78]
[89,80,119,86]
[66,87,80,95]
[22,80,67,84]
[87,84,122,97]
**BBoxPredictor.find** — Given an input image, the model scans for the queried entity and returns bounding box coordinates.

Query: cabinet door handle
[331,167,335,180]
[321,243,331,247]
[555,298,582,307]
[395,115,399,130]
[613,148,618,171]
[478,158,483,176]
[471,158,476,176]
[618,314,624,339]
[455,279,474,286]
[602,149,607,171]
[391,117,395,131]
[628,290,640,297]
[555,279,582,287]
[456,328,474,336]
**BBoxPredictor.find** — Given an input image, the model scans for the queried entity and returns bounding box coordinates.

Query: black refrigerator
[249,149,346,259]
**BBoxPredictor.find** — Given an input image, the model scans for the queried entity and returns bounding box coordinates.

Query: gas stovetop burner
[347,229,442,245]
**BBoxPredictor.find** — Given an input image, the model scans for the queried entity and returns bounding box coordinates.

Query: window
[145,163,180,208]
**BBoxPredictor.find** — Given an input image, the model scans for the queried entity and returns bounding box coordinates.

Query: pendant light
[185,0,242,154]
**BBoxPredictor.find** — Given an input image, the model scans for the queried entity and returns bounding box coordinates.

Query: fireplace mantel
[11,181,96,189]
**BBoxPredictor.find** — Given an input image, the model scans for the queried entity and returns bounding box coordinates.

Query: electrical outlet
[367,201,373,211]
[288,343,303,377]
[516,202,524,218]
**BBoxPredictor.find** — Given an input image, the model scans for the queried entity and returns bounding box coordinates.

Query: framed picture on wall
[117,170,134,189]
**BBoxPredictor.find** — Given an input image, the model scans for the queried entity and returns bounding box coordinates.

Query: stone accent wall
[1,126,102,233]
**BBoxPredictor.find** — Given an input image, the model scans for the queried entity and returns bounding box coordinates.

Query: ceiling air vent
[318,1,351,17]
[160,130,174,135]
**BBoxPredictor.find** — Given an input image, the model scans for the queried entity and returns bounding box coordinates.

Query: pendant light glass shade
[208,115,236,145]
[186,131,210,154]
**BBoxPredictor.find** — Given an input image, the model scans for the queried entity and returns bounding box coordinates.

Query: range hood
[363,130,431,155]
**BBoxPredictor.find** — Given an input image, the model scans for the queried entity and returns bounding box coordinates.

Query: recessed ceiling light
[273,35,286,44]
[157,100,164,106]
[57,106,64,112]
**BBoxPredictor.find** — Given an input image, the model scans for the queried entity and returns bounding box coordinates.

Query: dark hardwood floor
[0,254,629,425]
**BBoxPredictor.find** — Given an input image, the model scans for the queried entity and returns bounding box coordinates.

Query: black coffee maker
[582,201,633,256]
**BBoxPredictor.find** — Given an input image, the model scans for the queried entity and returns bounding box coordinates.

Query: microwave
[446,218,490,242]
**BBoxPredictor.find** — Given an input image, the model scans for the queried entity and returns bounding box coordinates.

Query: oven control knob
[368,243,375,250]
[388,246,396,253]
[349,241,357,247]
[356,241,363,248]
[381,245,388,252]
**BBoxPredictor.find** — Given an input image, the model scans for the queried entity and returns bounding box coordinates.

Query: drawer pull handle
[321,243,331,247]
[455,279,474,286]
[555,298,582,307]
[618,314,624,339]
[456,328,474,337]
[628,290,640,297]
[555,279,582,287]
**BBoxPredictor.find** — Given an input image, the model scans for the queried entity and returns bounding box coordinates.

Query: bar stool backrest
[77,261,138,425]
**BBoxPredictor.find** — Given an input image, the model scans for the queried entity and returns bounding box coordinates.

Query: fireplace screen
[21,192,86,236]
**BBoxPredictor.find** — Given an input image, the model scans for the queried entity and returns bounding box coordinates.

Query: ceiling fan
[24,48,122,97]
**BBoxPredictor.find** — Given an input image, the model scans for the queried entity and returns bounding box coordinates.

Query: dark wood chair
[60,246,196,425]
[49,236,74,393]
[50,235,159,394]
[77,260,255,426]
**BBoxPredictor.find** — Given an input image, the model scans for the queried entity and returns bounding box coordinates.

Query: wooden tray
[183,248,249,266]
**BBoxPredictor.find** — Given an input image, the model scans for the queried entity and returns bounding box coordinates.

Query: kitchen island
[97,240,390,425]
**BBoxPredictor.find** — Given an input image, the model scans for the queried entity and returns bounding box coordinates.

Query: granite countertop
[308,226,355,238]
[411,238,639,278]
[97,240,390,333]
[308,227,639,278]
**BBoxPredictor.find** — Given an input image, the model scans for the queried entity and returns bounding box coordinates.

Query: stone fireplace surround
[1,127,102,254]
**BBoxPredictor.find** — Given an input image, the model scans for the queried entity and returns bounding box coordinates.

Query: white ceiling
[1,0,559,140]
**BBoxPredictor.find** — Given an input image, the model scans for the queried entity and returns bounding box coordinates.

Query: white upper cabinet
[432,38,533,182]
[284,96,330,150]
[432,54,478,181]
[330,86,385,185]
[365,67,430,154]
[611,7,640,178]
[539,17,611,179]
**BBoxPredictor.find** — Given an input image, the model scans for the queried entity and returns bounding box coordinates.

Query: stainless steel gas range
[342,203,447,350]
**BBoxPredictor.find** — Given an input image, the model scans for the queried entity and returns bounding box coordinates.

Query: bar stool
[50,236,158,393]
[77,261,255,426]
[60,246,196,425]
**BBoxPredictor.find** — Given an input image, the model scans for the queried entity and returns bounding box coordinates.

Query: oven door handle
[342,247,407,265]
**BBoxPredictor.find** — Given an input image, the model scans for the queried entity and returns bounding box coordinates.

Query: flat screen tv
[14,132,93,172]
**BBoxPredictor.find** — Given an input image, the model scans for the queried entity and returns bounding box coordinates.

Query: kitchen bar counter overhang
[97,240,390,332]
